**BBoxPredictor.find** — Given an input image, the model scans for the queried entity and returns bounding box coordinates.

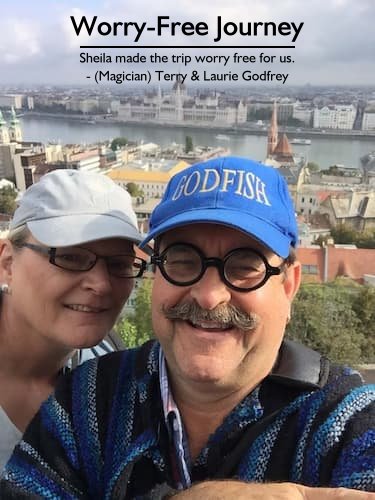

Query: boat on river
[215,134,231,141]
[290,138,311,145]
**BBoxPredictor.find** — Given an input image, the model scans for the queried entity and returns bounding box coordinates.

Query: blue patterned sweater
[1,340,374,499]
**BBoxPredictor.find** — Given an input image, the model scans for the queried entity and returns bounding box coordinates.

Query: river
[20,116,375,170]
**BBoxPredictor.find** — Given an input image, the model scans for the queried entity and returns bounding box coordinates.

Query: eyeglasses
[151,242,285,292]
[19,242,147,278]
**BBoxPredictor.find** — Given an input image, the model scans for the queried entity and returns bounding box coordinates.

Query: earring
[0,283,11,294]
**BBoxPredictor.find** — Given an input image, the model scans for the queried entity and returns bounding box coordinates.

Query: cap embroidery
[171,167,271,206]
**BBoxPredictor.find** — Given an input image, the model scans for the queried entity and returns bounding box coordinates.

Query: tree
[307,161,320,172]
[126,182,144,197]
[185,136,193,153]
[285,117,304,127]
[328,225,375,248]
[247,108,272,121]
[320,165,341,176]
[330,224,358,245]
[115,318,140,348]
[352,286,375,363]
[115,278,153,348]
[356,230,375,249]
[110,137,128,151]
[287,282,365,364]
[0,185,17,215]
[129,278,153,338]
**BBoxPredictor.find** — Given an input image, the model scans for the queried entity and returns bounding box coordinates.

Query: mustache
[162,301,259,331]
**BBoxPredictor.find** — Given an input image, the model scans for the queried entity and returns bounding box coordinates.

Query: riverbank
[23,111,375,142]
[19,114,375,169]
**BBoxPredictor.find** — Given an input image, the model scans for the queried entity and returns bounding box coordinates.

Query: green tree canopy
[330,224,375,248]
[287,282,365,365]
[307,161,320,172]
[320,165,341,176]
[330,224,358,245]
[115,318,140,348]
[110,137,128,151]
[126,182,144,197]
[185,136,193,153]
[115,278,153,348]
[356,230,375,249]
[0,185,17,215]
[351,286,375,363]
[285,117,305,127]
[247,108,272,121]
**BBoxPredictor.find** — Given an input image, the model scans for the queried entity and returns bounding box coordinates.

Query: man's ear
[283,260,301,302]
[0,239,15,284]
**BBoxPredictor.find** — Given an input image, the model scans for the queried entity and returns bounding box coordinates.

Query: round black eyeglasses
[151,242,286,292]
[19,242,147,278]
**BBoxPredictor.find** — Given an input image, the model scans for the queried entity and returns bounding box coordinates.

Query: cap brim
[140,208,291,258]
[28,214,142,247]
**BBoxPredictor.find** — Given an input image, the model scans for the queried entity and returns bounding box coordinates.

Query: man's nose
[189,266,232,310]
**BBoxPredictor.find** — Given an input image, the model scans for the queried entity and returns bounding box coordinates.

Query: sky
[0,0,374,87]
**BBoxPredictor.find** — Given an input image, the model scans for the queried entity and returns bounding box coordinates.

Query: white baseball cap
[10,169,142,247]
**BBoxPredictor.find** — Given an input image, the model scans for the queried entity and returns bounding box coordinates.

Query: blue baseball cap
[141,156,298,258]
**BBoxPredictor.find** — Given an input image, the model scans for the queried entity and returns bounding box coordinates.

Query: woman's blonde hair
[7,224,31,247]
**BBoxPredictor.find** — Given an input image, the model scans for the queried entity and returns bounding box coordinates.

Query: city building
[320,190,375,231]
[116,80,247,126]
[0,143,17,180]
[45,143,64,163]
[313,104,356,130]
[276,100,294,124]
[13,145,46,190]
[27,96,34,110]
[132,197,161,235]
[292,103,313,126]
[362,105,375,131]
[297,245,375,284]
[107,160,189,201]
[0,94,23,109]
[296,187,334,217]
[66,149,102,173]
[176,146,230,165]
[361,151,375,185]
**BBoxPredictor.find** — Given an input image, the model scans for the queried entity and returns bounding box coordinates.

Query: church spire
[0,110,6,126]
[10,106,20,125]
[0,110,10,144]
[267,100,278,156]
[9,107,22,143]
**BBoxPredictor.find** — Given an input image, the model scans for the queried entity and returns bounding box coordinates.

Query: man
[1,157,374,499]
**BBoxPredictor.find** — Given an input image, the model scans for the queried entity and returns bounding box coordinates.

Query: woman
[0,169,147,469]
